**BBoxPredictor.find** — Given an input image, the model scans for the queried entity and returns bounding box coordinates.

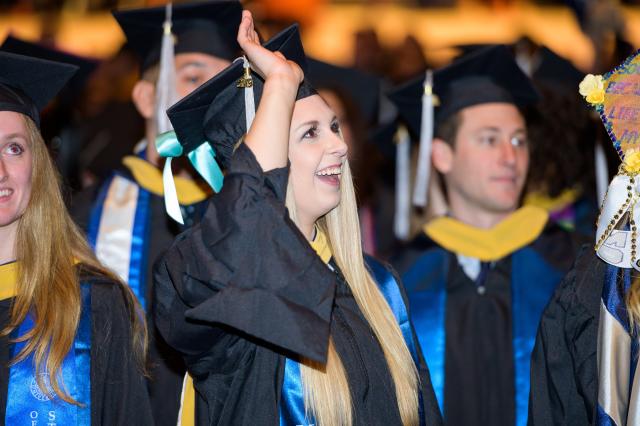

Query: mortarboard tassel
[595,141,609,206]
[155,3,183,224]
[413,70,434,207]
[394,125,411,240]
[237,56,256,130]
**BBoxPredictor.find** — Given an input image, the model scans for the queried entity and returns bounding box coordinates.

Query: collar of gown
[122,155,211,205]
[310,227,332,264]
[424,205,549,261]
[0,261,17,301]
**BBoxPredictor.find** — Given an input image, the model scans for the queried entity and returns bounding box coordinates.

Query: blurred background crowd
[0,0,637,257]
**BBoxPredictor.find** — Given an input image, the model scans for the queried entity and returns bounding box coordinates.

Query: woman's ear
[432,138,454,175]
[132,80,156,120]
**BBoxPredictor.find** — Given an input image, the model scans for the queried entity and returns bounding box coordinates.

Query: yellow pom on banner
[578,74,605,105]
[624,150,640,175]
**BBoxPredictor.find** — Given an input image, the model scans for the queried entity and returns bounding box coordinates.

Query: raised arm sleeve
[154,143,336,364]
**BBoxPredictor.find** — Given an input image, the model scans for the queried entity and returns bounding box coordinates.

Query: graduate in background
[70,2,242,425]
[154,12,442,425]
[529,51,640,426]
[0,51,150,424]
[389,46,583,426]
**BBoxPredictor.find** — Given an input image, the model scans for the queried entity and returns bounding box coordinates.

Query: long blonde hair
[627,273,640,330]
[286,160,420,426]
[1,116,147,403]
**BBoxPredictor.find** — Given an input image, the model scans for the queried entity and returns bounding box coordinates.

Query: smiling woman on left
[0,51,152,425]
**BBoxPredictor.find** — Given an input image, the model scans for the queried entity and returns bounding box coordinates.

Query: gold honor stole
[424,206,549,261]
[0,262,17,301]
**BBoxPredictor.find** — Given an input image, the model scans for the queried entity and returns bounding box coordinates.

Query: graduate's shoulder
[77,264,139,329]
[542,244,604,322]
[531,221,591,272]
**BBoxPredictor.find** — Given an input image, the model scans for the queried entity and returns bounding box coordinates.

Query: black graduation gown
[392,224,583,426]
[528,246,603,426]
[153,143,443,426]
[0,271,153,425]
[71,166,207,426]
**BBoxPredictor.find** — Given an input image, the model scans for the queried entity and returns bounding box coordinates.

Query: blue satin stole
[88,172,151,310]
[402,247,563,426]
[279,256,421,426]
[6,282,92,425]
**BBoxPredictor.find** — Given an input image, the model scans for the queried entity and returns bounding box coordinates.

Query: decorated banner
[580,52,640,270]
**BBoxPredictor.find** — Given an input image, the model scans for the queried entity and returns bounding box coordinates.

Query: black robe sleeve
[154,143,336,364]
[89,277,154,426]
[528,247,601,426]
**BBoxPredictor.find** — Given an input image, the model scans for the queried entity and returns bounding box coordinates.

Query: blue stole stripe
[87,175,113,250]
[404,247,561,426]
[511,248,564,426]
[279,257,420,426]
[6,282,92,425]
[87,173,152,310]
[603,265,632,333]
[401,249,449,414]
[280,359,309,426]
[128,187,151,311]
[366,256,420,364]
[597,404,620,426]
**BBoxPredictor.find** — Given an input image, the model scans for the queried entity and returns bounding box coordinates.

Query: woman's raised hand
[237,10,304,86]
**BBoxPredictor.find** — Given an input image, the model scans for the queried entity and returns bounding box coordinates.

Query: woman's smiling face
[288,94,348,225]
[0,111,33,231]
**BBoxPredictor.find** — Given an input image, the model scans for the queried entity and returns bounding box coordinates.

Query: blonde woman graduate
[153,11,442,426]
[0,51,151,424]
[528,51,640,425]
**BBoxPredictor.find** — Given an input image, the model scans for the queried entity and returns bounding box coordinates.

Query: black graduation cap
[1,35,98,93]
[388,45,539,140]
[305,58,380,125]
[113,0,243,72]
[167,23,315,169]
[532,46,584,93]
[0,51,78,127]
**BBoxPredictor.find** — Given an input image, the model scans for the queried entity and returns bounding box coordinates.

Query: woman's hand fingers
[236,10,304,85]
[237,11,259,51]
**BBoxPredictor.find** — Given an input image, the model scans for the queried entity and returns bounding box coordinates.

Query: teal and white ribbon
[156,131,224,224]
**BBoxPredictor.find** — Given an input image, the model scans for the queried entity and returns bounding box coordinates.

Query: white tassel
[155,3,178,135]
[595,141,609,206]
[242,56,256,130]
[413,70,434,207]
[155,3,182,224]
[394,125,411,241]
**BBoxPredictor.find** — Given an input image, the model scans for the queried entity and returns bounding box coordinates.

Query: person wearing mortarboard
[0,50,151,423]
[152,11,443,425]
[0,35,99,191]
[68,2,243,425]
[529,49,640,426]
[388,46,583,426]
